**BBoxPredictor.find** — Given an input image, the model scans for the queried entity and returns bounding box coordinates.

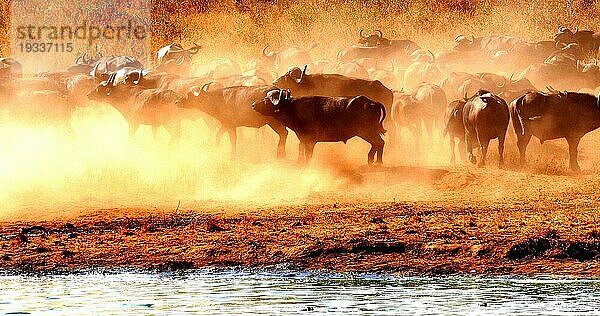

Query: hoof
[570,165,581,172]
[468,155,477,165]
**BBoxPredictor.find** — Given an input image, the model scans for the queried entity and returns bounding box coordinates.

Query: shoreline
[1,199,599,277]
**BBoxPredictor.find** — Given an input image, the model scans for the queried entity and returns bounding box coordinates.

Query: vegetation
[2,0,600,58]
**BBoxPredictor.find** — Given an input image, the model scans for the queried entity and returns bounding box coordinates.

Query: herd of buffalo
[2,26,600,170]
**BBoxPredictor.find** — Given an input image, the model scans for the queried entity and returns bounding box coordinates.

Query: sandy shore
[1,177,599,276]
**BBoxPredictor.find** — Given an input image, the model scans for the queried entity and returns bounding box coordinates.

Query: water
[0,269,599,315]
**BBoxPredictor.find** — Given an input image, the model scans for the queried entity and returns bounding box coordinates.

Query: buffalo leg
[566,136,582,171]
[297,142,306,163]
[215,126,226,145]
[360,133,385,165]
[268,123,288,159]
[478,136,490,167]
[304,141,316,162]
[408,124,421,151]
[449,136,456,164]
[129,122,140,140]
[228,128,237,157]
[516,131,532,167]
[458,138,466,162]
[423,117,434,143]
[465,132,476,164]
[498,133,506,168]
[372,134,385,165]
[166,121,182,145]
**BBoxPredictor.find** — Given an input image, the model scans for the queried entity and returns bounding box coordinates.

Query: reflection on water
[0,269,599,315]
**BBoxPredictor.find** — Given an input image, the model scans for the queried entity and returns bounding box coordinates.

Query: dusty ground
[1,161,600,277]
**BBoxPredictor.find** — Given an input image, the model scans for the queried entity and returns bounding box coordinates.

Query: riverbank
[1,189,599,276]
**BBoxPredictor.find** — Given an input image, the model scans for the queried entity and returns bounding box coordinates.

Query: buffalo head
[273,65,307,88]
[358,29,390,47]
[453,34,476,51]
[176,82,214,109]
[87,77,116,100]
[252,89,292,116]
[262,46,279,62]
[554,26,577,46]
[67,53,99,74]
[156,42,201,75]
[0,58,23,79]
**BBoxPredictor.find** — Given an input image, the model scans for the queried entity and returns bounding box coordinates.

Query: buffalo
[176,84,289,158]
[90,56,145,81]
[443,99,467,164]
[67,53,101,75]
[273,65,393,119]
[463,90,509,167]
[554,27,600,57]
[87,77,182,141]
[155,42,201,76]
[252,89,386,165]
[338,30,421,65]
[391,83,446,146]
[510,90,600,171]
[0,58,23,79]
[261,45,316,71]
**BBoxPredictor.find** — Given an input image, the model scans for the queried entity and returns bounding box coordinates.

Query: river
[0,269,598,315]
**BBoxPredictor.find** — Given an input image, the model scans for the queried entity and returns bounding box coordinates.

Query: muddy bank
[1,200,599,276]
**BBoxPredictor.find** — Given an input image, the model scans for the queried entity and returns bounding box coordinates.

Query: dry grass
[2,0,600,58]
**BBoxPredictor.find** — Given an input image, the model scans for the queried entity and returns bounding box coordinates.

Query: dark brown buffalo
[176,84,288,158]
[273,66,393,128]
[443,99,467,164]
[511,91,600,171]
[463,90,509,167]
[252,89,386,165]
[338,30,421,65]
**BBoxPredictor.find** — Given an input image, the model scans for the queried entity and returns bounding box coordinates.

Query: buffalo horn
[375,30,383,38]
[176,55,185,66]
[359,29,367,39]
[428,50,436,63]
[188,42,201,54]
[498,77,506,89]
[191,86,202,97]
[201,81,213,92]
[132,70,143,85]
[300,64,307,83]
[279,89,284,102]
